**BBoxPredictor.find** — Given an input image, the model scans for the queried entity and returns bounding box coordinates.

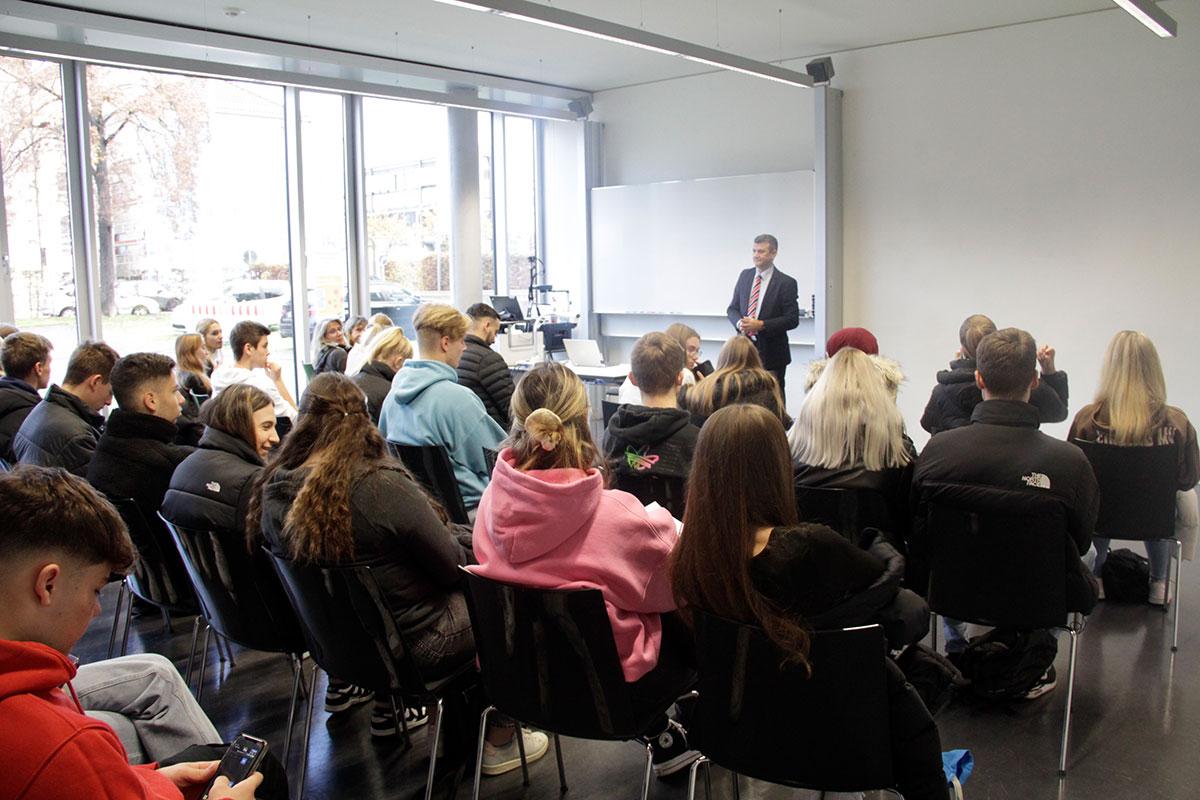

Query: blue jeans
[1092,538,1172,582]
[942,545,1097,653]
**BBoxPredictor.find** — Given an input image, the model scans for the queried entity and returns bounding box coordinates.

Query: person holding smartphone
[0,466,278,800]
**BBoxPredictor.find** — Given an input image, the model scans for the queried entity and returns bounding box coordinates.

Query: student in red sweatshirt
[0,465,264,800]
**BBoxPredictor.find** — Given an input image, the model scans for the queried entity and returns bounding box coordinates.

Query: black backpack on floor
[1101,548,1150,603]
[956,628,1058,701]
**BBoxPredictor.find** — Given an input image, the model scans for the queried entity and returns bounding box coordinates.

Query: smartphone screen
[201,734,268,799]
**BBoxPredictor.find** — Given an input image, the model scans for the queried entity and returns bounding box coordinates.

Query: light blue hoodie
[378,359,506,509]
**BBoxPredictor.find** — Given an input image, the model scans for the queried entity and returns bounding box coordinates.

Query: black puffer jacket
[604,405,699,480]
[921,357,1069,435]
[749,524,943,800]
[86,409,195,528]
[456,334,514,429]
[0,377,40,463]
[161,426,264,535]
[314,344,349,375]
[910,400,1098,613]
[259,465,474,641]
[12,385,104,476]
[353,360,396,425]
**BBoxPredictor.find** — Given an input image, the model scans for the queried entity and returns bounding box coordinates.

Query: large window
[84,65,294,397]
[503,116,538,295]
[479,112,496,294]
[0,56,78,383]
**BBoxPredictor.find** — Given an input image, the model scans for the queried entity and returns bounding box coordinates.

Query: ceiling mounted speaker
[568,98,593,118]
[805,57,834,85]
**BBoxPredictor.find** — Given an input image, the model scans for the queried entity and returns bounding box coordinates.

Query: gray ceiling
[41,0,1127,91]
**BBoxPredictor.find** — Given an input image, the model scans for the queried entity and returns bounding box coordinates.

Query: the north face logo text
[1021,473,1051,489]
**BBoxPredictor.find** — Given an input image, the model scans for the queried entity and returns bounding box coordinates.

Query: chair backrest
[601,400,620,427]
[267,552,429,695]
[0,457,11,472]
[106,496,197,613]
[794,485,893,548]
[613,472,686,519]
[388,443,470,524]
[1073,440,1177,541]
[920,483,1071,628]
[159,514,305,655]
[689,610,894,792]
[461,569,644,739]
[483,446,498,476]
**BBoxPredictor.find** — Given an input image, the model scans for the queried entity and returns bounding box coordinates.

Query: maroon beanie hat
[825,327,879,357]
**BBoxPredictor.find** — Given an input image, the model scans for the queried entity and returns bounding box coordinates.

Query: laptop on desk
[563,339,606,368]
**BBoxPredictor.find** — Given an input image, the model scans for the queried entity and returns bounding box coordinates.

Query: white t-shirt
[210,364,298,421]
[617,369,694,406]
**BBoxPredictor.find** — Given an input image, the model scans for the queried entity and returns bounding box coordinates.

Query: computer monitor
[490,295,524,323]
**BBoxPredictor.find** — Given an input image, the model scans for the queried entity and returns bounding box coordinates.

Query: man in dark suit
[725,233,800,396]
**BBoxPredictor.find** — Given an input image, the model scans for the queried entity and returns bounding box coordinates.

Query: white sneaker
[1149,580,1167,606]
[481,728,549,776]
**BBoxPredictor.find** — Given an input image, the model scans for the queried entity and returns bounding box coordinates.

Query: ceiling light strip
[1111,0,1178,37]
[432,0,814,87]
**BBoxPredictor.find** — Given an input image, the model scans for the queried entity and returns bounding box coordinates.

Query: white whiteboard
[591,170,814,316]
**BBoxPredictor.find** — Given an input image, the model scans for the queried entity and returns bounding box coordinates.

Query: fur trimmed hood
[804,354,906,398]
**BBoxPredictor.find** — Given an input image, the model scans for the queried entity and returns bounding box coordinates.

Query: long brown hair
[175,334,212,393]
[506,362,600,472]
[686,366,787,425]
[671,403,812,672]
[245,373,444,561]
[200,383,272,453]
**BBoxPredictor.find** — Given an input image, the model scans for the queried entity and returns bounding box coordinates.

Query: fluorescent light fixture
[1112,0,1178,37]
[431,0,814,88]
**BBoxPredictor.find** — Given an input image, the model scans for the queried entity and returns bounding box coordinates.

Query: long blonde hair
[1094,330,1168,445]
[507,362,600,472]
[790,348,910,471]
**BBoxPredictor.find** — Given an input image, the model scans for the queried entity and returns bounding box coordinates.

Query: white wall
[592,2,1200,447]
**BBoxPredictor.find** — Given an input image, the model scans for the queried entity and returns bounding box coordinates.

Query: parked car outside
[170,279,290,334]
[279,282,422,342]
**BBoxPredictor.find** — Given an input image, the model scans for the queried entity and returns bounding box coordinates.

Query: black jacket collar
[971,399,1040,428]
[104,407,179,443]
[465,334,489,348]
[0,376,38,396]
[47,385,104,429]
[199,425,264,466]
[359,360,397,383]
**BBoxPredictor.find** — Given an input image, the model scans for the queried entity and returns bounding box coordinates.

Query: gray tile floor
[75,570,1198,800]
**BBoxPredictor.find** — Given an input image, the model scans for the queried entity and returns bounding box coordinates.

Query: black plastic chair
[103,496,199,660]
[0,457,12,472]
[602,399,621,427]
[267,553,477,800]
[483,446,498,476]
[1073,440,1183,649]
[613,472,687,519]
[387,442,471,524]
[920,485,1084,775]
[794,485,894,548]
[159,514,308,758]
[461,568,693,800]
[685,611,897,798]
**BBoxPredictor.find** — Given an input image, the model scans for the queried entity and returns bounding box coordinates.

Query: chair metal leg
[931,612,939,652]
[702,758,712,800]
[639,741,653,800]
[120,586,134,656]
[731,769,741,800]
[196,625,212,704]
[515,718,530,787]
[471,705,494,800]
[388,695,404,742]
[685,756,707,800]
[425,697,445,800]
[1057,625,1080,775]
[184,616,202,688]
[107,581,128,659]
[1172,539,1183,652]
[160,607,173,635]
[283,654,303,764]
[297,664,319,799]
[552,732,567,793]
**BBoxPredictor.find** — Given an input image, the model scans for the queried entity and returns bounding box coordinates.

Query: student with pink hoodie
[472,362,699,777]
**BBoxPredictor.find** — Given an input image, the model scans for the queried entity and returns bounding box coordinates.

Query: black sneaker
[1022,666,1057,700]
[324,683,374,713]
[371,702,431,738]
[648,719,701,778]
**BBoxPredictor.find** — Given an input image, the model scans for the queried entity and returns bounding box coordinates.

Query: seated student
[310,317,349,375]
[161,384,278,536]
[789,347,916,546]
[922,313,1069,435]
[1070,330,1200,605]
[457,303,516,430]
[197,319,224,377]
[0,466,276,800]
[803,326,905,399]
[0,331,53,463]
[604,332,699,482]
[616,324,711,407]
[86,353,194,529]
[670,403,943,800]
[249,373,546,767]
[345,313,394,377]
[174,333,212,447]
[353,326,412,425]
[13,340,118,476]
[346,315,369,349]
[684,336,789,428]
[473,362,698,777]
[912,328,1099,669]
[378,304,505,512]
[0,322,19,346]
[212,321,298,438]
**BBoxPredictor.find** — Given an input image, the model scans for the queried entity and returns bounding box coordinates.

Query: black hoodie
[603,404,699,480]
[920,356,1069,435]
[0,376,40,463]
